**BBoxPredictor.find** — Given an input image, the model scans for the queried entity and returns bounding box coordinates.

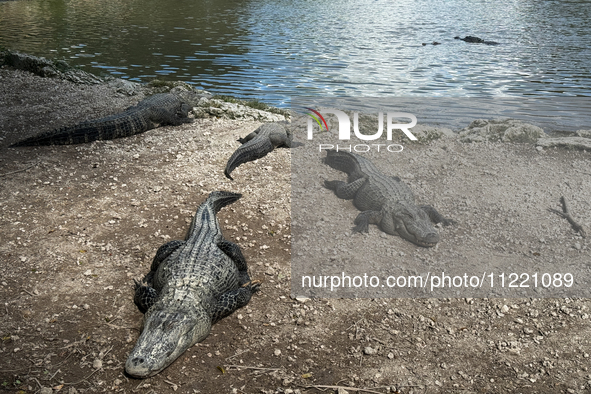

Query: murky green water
[1,0,591,105]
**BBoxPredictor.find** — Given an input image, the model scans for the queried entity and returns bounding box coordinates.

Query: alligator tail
[10,113,152,147]
[206,191,242,213]
[9,123,103,146]
[323,150,362,176]
[224,137,274,180]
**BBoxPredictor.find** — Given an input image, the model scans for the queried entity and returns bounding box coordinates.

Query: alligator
[454,36,499,45]
[10,93,193,147]
[224,122,302,180]
[323,150,455,247]
[125,191,260,378]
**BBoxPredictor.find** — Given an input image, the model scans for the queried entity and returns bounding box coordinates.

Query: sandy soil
[0,65,591,394]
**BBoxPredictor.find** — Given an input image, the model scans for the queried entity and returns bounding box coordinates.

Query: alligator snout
[421,232,440,247]
[129,357,145,366]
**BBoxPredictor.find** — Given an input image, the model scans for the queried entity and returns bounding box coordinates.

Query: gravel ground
[0,65,590,394]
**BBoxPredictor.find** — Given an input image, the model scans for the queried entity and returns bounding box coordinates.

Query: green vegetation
[212,95,289,117]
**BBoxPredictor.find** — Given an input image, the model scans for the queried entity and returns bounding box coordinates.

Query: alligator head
[383,201,440,247]
[125,307,211,378]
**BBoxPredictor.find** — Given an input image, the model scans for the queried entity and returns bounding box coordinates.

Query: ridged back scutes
[185,191,241,240]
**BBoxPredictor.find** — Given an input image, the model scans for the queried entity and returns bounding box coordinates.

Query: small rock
[501,305,510,313]
[274,349,282,356]
[93,359,103,369]
[39,388,53,394]
[364,346,377,355]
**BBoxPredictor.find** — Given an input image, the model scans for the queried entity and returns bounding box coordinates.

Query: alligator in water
[10,93,193,147]
[125,191,260,378]
[224,122,302,180]
[454,36,499,45]
[323,150,455,247]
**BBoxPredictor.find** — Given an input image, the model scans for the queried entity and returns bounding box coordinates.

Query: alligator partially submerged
[454,36,499,45]
[125,191,260,378]
[323,150,455,247]
[10,93,193,147]
[224,123,302,180]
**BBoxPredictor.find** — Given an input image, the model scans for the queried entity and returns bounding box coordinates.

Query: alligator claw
[440,218,457,226]
[242,280,262,293]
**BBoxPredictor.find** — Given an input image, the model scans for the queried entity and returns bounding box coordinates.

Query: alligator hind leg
[237,131,259,144]
[420,205,456,226]
[212,281,262,323]
[353,210,383,233]
[133,279,158,314]
[324,177,367,200]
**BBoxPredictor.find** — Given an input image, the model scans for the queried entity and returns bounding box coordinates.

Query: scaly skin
[10,93,193,147]
[224,123,302,180]
[323,150,455,247]
[125,191,260,378]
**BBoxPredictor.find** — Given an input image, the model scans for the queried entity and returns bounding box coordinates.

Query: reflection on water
[1,0,591,105]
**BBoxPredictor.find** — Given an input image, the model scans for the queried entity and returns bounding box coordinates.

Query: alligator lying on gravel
[323,150,455,247]
[454,36,499,45]
[125,191,260,378]
[224,122,302,180]
[10,93,193,147]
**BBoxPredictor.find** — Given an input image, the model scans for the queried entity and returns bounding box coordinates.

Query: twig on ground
[225,365,281,372]
[0,163,36,177]
[300,385,386,393]
[31,377,43,390]
[225,348,250,361]
[21,288,36,297]
[63,367,100,386]
[164,379,180,391]
[548,196,587,238]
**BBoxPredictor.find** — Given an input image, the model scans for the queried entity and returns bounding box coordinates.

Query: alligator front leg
[133,280,158,314]
[150,240,185,272]
[324,177,367,200]
[211,281,261,323]
[420,205,456,226]
[218,240,251,285]
[353,210,383,233]
[133,239,185,313]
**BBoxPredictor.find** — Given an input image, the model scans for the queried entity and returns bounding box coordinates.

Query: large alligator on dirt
[454,36,499,45]
[224,122,302,180]
[10,93,193,147]
[125,191,260,378]
[323,150,455,247]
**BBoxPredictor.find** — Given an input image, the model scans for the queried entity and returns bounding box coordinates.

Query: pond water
[1,0,591,106]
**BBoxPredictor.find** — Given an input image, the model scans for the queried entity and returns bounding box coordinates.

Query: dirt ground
[1,66,590,394]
